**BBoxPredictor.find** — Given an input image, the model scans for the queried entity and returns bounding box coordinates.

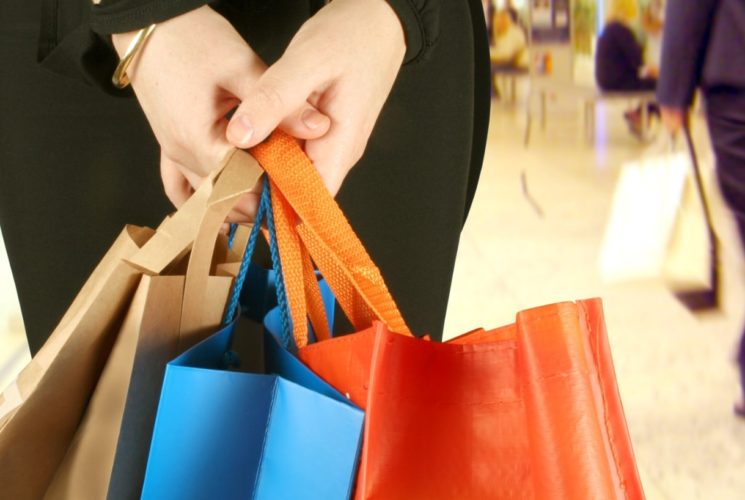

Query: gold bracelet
[112,24,156,89]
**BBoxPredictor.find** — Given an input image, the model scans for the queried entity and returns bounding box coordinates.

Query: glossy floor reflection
[443,96,745,499]
[1,95,744,498]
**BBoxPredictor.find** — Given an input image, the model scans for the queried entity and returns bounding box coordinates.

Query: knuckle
[253,81,285,111]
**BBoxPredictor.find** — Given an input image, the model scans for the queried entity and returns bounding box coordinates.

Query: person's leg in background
[704,88,745,414]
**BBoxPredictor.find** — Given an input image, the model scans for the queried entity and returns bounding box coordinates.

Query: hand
[661,106,686,136]
[112,6,331,220]
[225,0,406,196]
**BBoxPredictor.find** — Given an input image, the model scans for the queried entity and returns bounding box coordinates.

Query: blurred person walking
[658,0,745,417]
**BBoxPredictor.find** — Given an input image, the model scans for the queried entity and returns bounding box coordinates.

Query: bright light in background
[0,226,30,403]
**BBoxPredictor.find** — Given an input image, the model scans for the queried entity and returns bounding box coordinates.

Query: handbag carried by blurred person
[664,125,720,310]
[250,132,644,499]
[599,124,719,310]
[0,151,264,499]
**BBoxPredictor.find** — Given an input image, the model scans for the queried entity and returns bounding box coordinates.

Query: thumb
[226,57,324,148]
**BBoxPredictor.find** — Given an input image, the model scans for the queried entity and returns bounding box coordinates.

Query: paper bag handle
[126,151,253,275]
[178,149,264,348]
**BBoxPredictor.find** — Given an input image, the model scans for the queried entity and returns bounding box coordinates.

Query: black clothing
[595,21,655,92]
[705,89,745,397]
[705,89,745,238]
[0,0,489,352]
[87,0,440,65]
[658,0,745,108]
[38,0,442,94]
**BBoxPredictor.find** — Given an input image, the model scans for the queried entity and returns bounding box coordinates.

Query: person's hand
[225,0,406,196]
[661,106,686,136]
[111,6,331,219]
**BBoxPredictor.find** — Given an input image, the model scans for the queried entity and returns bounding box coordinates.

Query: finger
[278,106,331,140]
[224,74,330,140]
[226,54,326,148]
[160,153,194,207]
[177,165,207,192]
[225,193,261,223]
[304,120,369,196]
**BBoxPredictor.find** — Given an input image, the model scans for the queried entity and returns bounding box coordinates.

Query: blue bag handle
[224,177,295,350]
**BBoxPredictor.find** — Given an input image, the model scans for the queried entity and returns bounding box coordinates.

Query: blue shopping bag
[141,180,363,500]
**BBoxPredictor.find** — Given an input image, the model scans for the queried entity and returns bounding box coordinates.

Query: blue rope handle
[226,223,239,250]
[222,178,294,350]
[223,191,266,325]
[262,180,294,350]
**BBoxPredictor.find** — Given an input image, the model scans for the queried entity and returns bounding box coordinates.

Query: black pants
[0,1,490,352]
[705,88,745,396]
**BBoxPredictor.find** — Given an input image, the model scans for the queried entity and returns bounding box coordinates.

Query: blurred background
[2,0,745,498]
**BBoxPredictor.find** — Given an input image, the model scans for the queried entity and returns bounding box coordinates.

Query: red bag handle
[251,131,412,337]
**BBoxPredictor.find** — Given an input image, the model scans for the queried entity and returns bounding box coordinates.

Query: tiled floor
[2,92,745,497]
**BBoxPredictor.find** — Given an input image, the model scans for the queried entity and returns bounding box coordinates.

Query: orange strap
[251,131,411,336]
[269,181,330,346]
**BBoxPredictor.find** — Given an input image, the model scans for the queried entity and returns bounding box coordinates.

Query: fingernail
[301,109,326,130]
[229,115,253,146]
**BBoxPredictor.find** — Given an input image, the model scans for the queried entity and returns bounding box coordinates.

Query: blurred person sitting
[596,0,659,136]
[491,8,528,70]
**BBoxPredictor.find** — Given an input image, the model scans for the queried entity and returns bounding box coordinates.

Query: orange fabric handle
[251,131,411,336]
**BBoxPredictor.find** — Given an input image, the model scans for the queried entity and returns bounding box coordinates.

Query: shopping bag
[663,126,719,310]
[45,150,263,500]
[141,182,364,500]
[0,225,151,500]
[599,126,719,310]
[253,131,644,499]
[0,150,263,500]
[296,301,641,499]
[599,145,689,282]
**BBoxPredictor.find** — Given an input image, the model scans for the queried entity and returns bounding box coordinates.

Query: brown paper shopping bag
[46,150,262,500]
[0,149,263,500]
[0,225,152,500]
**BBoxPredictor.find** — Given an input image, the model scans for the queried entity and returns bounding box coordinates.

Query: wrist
[112,31,138,57]
[372,0,406,64]
[111,24,157,88]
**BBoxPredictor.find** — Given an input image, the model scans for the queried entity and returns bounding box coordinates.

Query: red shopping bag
[252,132,644,499]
